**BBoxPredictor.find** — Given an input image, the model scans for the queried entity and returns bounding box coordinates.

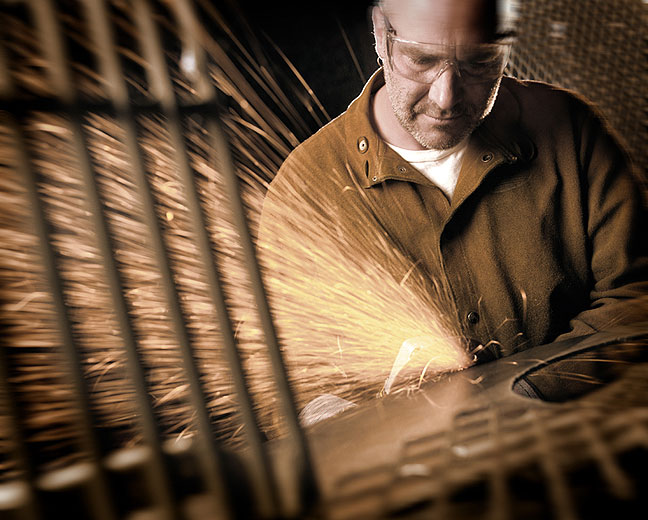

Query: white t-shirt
[387,139,468,199]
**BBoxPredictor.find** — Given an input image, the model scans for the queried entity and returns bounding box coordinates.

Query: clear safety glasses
[383,14,512,85]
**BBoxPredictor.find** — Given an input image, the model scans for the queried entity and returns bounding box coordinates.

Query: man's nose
[427,63,463,111]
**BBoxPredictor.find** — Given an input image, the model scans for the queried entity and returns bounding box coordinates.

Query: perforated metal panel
[505,0,647,177]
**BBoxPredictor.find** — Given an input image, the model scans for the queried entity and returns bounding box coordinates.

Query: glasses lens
[388,36,509,84]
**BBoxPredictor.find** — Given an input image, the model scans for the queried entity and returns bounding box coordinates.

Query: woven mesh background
[505,0,647,177]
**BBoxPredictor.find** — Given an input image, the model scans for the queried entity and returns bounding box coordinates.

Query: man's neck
[370,85,428,151]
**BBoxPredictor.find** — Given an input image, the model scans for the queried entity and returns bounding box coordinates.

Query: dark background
[233,0,378,120]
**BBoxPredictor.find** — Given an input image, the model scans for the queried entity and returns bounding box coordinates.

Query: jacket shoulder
[501,76,630,152]
[501,76,608,125]
[270,110,349,191]
[288,112,347,162]
[500,77,642,190]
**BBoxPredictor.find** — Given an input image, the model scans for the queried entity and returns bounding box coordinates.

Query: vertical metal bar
[0,23,12,99]
[165,1,320,514]
[85,0,234,516]
[4,113,116,520]
[147,0,284,516]
[207,117,320,514]
[3,3,117,516]
[130,0,283,514]
[27,1,178,518]
[0,24,40,520]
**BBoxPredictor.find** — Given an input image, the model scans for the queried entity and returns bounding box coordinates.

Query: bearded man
[259,0,647,412]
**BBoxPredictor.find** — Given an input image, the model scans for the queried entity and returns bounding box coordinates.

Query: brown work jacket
[260,71,647,363]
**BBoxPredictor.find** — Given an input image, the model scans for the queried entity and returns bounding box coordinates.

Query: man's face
[377,0,505,150]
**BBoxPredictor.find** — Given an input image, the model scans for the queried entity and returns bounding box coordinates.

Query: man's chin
[410,118,470,150]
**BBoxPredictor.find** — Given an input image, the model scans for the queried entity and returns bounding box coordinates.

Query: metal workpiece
[295,327,648,519]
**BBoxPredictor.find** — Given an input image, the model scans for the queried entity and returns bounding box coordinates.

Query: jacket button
[357,137,368,153]
[481,153,493,162]
[467,311,480,324]
[398,166,407,173]
[372,175,378,182]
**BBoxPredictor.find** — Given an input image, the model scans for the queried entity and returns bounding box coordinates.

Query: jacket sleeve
[256,148,355,412]
[256,150,333,430]
[556,100,648,341]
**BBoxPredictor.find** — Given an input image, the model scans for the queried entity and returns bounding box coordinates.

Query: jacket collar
[343,70,536,201]
[343,69,432,188]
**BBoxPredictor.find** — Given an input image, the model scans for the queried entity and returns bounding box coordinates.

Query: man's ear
[371,5,386,62]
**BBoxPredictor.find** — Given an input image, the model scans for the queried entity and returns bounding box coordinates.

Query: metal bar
[0,27,40,520]
[0,23,11,99]
[0,98,223,115]
[167,1,320,513]
[93,0,235,516]
[5,111,116,520]
[155,0,282,516]
[6,3,118,515]
[27,1,178,518]
[128,0,277,517]
[0,332,41,520]
[9,0,320,515]
[201,43,321,520]
[206,117,324,516]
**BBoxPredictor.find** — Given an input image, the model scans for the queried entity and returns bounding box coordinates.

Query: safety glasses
[383,13,512,85]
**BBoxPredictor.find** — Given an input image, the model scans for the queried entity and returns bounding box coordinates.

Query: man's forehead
[381,0,498,44]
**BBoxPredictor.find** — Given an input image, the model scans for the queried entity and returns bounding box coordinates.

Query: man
[259,0,647,411]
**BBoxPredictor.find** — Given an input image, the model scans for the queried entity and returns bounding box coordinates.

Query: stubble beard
[384,67,502,150]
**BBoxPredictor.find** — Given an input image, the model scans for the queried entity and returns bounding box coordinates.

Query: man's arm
[556,99,648,341]
[524,100,648,401]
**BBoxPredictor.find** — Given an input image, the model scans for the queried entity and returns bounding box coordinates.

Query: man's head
[372,0,510,150]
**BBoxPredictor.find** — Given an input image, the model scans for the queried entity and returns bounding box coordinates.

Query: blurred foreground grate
[0,0,317,518]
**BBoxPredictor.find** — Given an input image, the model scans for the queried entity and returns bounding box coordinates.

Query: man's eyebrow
[400,43,444,59]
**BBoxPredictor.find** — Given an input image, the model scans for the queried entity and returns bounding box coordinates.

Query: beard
[383,67,502,150]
